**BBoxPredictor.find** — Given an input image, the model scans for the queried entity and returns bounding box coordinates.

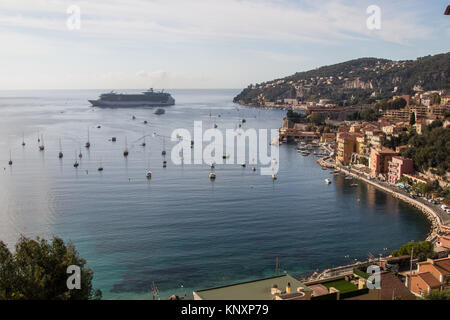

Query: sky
[0,0,449,90]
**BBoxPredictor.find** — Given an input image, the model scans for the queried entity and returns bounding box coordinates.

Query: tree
[391,241,435,261]
[0,236,102,300]
[310,112,322,125]
[423,289,450,300]
[410,112,416,126]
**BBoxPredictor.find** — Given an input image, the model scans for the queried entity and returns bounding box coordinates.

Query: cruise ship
[89,89,175,108]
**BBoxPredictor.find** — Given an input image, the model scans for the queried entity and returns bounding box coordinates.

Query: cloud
[0,0,435,46]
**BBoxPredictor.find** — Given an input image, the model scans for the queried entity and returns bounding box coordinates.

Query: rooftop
[194,274,311,300]
[417,272,441,289]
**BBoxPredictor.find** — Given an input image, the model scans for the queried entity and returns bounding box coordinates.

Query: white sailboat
[58,138,63,158]
[39,135,45,151]
[8,150,12,165]
[73,151,79,168]
[123,137,129,157]
[85,128,90,148]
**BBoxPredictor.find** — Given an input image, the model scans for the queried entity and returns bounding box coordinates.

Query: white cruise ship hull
[89,97,175,108]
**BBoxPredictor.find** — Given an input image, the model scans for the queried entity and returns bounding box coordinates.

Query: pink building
[388,156,414,184]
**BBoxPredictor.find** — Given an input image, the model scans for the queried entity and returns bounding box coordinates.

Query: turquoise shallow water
[0,89,430,299]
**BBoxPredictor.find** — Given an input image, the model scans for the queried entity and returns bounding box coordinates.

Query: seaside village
[190,90,450,301]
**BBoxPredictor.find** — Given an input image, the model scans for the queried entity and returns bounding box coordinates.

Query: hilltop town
[234,53,450,111]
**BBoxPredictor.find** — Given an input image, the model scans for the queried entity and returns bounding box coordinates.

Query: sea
[0,89,430,299]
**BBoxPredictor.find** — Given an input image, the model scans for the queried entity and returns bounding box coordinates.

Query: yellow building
[320,132,336,143]
[337,133,356,165]
[355,136,368,155]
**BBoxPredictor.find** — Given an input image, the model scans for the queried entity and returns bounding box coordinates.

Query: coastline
[317,156,443,242]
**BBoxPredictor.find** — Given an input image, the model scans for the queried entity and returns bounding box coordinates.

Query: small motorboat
[163,160,167,168]
[209,172,216,179]
[146,170,152,179]
[73,161,79,168]
[98,166,103,172]
[272,174,277,180]
[112,137,117,142]
[325,179,331,184]
[154,108,165,115]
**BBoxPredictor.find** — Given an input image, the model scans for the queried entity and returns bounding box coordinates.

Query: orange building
[406,273,441,296]
[369,147,399,178]
[437,235,450,250]
[387,156,414,184]
[406,256,450,296]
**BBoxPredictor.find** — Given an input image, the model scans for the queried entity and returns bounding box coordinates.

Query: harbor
[0,89,432,299]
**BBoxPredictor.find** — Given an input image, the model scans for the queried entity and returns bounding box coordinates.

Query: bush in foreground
[0,236,101,300]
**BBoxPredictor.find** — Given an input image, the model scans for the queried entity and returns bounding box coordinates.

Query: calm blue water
[0,89,430,299]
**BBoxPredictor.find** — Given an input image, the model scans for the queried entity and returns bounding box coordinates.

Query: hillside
[233,53,450,107]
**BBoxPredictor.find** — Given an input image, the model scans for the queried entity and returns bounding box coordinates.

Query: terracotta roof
[380,272,415,300]
[418,258,450,275]
[418,272,441,289]
[434,258,450,274]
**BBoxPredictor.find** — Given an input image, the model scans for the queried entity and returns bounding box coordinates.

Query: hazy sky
[0,0,449,90]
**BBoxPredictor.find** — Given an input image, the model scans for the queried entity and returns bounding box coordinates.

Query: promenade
[317,156,449,243]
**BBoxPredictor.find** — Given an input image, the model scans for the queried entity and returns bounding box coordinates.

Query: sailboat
[123,137,129,157]
[141,132,146,147]
[73,152,79,168]
[58,139,63,158]
[22,133,25,146]
[39,135,45,151]
[98,160,103,171]
[85,128,90,148]
[8,150,12,165]
[145,155,152,179]
[163,160,167,168]
[209,167,216,179]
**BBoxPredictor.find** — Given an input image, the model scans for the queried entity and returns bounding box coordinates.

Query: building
[406,273,441,296]
[410,106,427,119]
[441,94,450,106]
[355,136,368,155]
[336,133,356,166]
[387,156,414,184]
[437,235,450,250]
[427,105,449,118]
[193,274,312,300]
[383,108,410,122]
[320,132,336,143]
[369,147,399,178]
[406,256,450,297]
